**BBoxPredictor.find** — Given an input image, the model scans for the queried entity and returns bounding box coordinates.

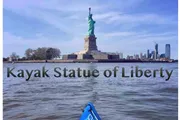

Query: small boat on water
[80,102,101,120]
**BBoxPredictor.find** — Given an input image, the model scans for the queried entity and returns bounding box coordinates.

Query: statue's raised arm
[89,7,91,15]
[88,8,95,36]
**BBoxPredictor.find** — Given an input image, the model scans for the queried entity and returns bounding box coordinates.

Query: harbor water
[3,63,178,120]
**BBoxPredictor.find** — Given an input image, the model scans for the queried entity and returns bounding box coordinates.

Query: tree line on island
[3,47,61,61]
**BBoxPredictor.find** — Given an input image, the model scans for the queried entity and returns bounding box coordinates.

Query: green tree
[10,52,19,61]
[35,47,48,60]
[46,48,61,60]
[25,48,35,60]
[25,47,61,60]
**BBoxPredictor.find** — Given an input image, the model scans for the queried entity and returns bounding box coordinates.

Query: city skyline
[3,0,178,59]
[126,43,171,60]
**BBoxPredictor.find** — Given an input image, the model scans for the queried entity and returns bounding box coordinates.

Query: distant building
[139,53,146,60]
[159,53,166,61]
[155,43,158,59]
[151,51,155,59]
[126,55,134,60]
[119,52,123,59]
[144,54,146,59]
[8,57,12,62]
[147,49,150,59]
[157,54,160,59]
[140,53,143,59]
[134,54,139,60]
[165,44,170,59]
[160,53,165,58]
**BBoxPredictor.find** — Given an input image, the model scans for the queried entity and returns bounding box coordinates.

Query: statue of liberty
[88,8,95,36]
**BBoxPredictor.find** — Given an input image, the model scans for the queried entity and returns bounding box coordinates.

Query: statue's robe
[88,14,95,36]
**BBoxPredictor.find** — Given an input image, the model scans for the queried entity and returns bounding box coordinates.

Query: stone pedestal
[77,54,93,59]
[62,54,77,60]
[84,35,98,52]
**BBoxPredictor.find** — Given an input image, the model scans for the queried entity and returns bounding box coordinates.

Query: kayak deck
[80,102,101,120]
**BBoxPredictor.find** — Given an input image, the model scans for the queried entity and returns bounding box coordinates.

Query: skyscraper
[165,44,170,59]
[155,43,158,59]
[147,49,150,59]
[140,53,143,59]
[151,51,155,59]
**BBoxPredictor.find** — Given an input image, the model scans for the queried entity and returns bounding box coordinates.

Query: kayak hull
[80,102,101,120]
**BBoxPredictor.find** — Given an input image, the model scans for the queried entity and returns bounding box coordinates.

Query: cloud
[3,32,84,57]
[94,12,176,25]
[94,12,120,20]
[102,31,136,37]
[101,31,177,38]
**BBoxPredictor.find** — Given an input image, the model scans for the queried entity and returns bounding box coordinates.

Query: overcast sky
[3,0,178,59]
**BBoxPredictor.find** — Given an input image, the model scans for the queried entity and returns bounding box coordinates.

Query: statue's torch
[89,7,91,15]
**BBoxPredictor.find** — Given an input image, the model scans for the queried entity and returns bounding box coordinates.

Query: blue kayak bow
[80,102,101,120]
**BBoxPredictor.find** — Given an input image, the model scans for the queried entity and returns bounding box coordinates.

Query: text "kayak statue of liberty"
[88,7,96,36]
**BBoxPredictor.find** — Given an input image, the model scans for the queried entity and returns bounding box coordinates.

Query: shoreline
[3,59,177,63]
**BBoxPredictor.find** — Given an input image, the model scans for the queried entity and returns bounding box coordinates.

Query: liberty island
[62,8,119,60]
